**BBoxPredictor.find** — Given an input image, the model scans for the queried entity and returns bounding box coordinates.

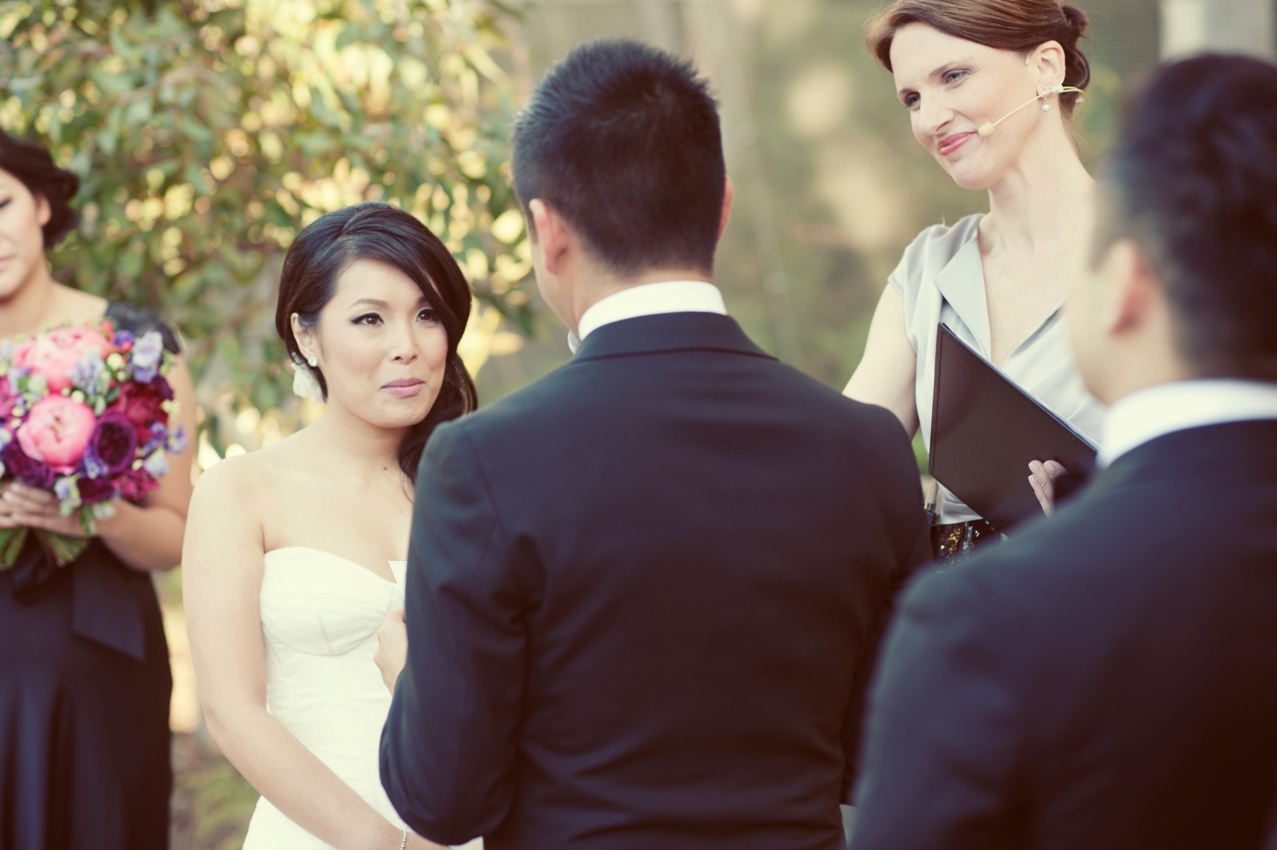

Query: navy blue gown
[0,303,179,850]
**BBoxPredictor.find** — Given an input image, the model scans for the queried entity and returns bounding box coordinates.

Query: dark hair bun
[1061,3,1090,36]
[0,131,79,247]
[1059,4,1092,107]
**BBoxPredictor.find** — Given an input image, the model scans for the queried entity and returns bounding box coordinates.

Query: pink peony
[14,326,112,393]
[16,395,97,472]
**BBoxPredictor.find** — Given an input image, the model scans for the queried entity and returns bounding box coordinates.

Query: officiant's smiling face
[890,24,1054,191]
[0,169,52,301]
[292,258,449,430]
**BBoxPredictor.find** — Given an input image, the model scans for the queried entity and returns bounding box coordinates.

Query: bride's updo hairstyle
[0,130,80,247]
[275,202,478,483]
[866,0,1092,115]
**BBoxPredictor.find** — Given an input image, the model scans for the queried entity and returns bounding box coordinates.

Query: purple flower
[71,350,106,395]
[130,331,164,384]
[115,467,156,503]
[142,450,169,478]
[84,412,138,479]
[111,330,135,349]
[141,421,167,456]
[167,425,188,455]
[53,476,78,505]
[3,441,54,489]
[78,475,118,505]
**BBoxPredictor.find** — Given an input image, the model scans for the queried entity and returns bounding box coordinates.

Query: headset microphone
[977,84,1085,138]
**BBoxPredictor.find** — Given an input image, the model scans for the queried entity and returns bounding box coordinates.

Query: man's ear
[529,199,569,276]
[1098,239,1160,337]
[717,176,735,243]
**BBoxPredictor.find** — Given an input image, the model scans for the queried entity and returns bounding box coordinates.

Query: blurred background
[1,0,1273,846]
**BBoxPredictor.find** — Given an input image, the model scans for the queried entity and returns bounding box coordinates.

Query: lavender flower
[142,449,170,478]
[81,446,111,479]
[167,425,189,455]
[142,421,167,456]
[54,476,81,513]
[131,331,164,383]
[71,349,106,395]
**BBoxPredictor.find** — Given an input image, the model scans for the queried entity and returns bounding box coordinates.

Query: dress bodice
[890,215,1106,524]
[244,547,409,849]
[259,547,405,747]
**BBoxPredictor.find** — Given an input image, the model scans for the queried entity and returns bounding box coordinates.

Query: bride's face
[298,258,450,430]
[890,23,1048,191]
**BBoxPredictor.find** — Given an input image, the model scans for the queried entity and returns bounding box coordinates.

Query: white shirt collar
[568,280,727,353]
[1099,379,1277,468]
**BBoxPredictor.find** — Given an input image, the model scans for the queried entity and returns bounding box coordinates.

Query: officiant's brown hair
[866,0,1092,115]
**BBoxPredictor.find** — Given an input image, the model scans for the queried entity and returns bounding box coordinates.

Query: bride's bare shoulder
[189,430,312,508]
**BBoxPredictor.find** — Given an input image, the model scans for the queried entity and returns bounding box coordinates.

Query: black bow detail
[7,536,149,661]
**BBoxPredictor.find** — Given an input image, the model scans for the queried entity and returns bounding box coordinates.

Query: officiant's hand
[0,482,93,537]
[1028,460,1067,516]
[375,608,409,693]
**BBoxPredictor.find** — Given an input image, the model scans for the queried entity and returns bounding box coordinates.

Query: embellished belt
[931,519,1003,563]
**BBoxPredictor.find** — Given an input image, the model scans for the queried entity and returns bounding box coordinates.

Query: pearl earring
[307,356,318,367]
[1042,102,1051,113]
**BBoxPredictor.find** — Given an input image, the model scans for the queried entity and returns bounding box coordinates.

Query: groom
[379,39,929,849]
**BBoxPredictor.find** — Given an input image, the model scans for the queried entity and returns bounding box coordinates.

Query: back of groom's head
[1094,54,1277,381]
[511,39,726,277]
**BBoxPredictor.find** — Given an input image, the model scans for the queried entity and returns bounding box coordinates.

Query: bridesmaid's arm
[182,459,435,850]
[844,286,921,439]
[96,356,197,571]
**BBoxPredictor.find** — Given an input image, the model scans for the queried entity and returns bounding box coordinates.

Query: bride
[183,203,479,850]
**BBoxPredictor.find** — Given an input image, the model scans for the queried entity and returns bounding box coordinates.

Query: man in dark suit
[850,54,1277,850]
[376,40,930,849]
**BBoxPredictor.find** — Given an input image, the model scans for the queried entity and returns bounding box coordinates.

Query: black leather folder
[929,324,1098,532]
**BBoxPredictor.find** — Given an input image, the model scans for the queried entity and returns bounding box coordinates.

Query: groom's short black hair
[512,39,726,277]
[1094,54,1277,380]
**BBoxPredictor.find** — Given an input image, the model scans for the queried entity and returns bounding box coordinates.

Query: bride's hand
[1027,460,1067,516]
[375,609,409,693]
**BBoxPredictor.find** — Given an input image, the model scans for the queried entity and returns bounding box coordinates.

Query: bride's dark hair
[275,203,478,484]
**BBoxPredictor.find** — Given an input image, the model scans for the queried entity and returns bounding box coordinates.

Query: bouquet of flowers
[0,320,186,568]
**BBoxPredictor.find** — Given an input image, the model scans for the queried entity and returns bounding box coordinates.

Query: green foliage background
[0,0,532,454]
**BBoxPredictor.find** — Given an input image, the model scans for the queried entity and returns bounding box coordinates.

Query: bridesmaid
[0,130,196,848]
[844,0,1105,560]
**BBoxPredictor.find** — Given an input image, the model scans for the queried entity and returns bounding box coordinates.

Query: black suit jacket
[851,420,1277,850]
[381,313,930,850]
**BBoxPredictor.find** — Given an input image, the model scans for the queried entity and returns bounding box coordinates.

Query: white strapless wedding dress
[243,547,481,850]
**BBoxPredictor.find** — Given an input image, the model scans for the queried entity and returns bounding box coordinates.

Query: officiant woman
[843,0,1105,560]
[0,130,196,849]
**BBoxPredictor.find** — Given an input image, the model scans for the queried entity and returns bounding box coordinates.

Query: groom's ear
[529,199,570,276]
[717,176,734,244]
